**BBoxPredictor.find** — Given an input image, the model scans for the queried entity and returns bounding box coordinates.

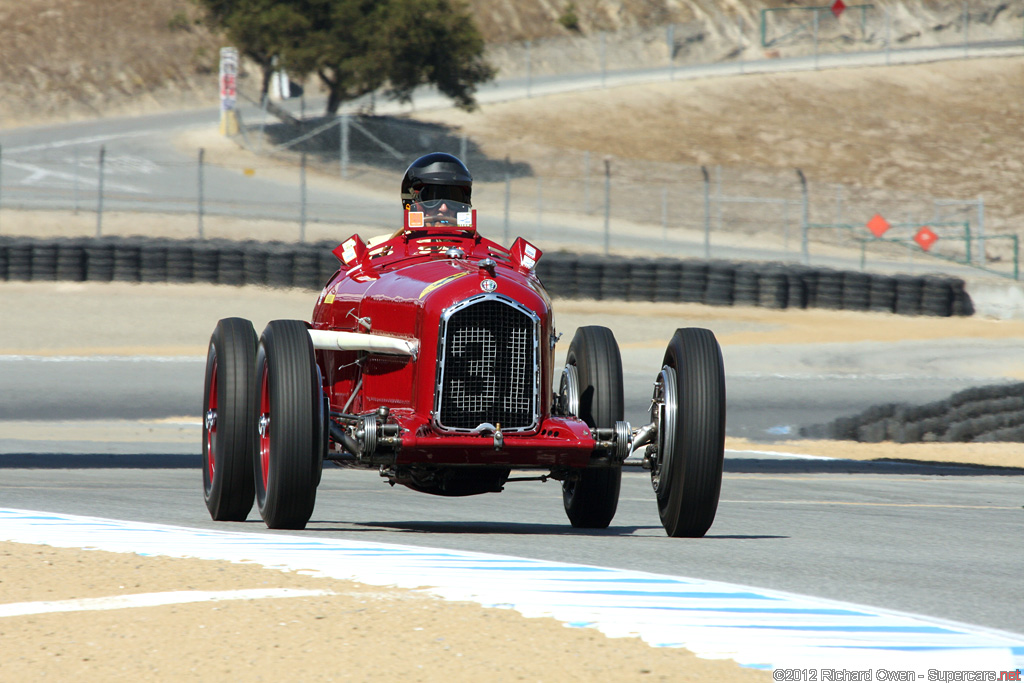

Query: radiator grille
[437,297,538,431]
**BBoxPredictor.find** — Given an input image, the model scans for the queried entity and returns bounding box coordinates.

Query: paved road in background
[1,336,1018,437]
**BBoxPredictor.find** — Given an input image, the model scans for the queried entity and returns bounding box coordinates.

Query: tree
[197,0,494,115]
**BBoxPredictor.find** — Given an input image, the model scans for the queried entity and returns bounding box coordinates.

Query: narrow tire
[654,328,726,537]
[561,326,624,529]
[255,320,321,530]
[203,317,257,521]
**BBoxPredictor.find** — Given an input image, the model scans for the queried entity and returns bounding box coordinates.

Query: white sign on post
[219,47,239,135]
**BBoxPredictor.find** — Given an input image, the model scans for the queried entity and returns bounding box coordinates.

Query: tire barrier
[0,236,976,318]
[841,271,871,312]
[679,260,707,304]
[756,266,788,310]
[893,274,924,316]
[806,382,1024,443]
[30,241,59,281]
[732,264,759,307]
[868,274,897,313]
[55,238,87,282]
[652,258,682,303]
[704,261,734,307]
[5,239,33,281]
[814,269,844,310]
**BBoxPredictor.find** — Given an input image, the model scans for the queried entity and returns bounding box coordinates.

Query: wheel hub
[650,365,677,495]
[558,364,580,417]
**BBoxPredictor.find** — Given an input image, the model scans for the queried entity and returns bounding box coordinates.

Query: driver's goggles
[413,184,470,207]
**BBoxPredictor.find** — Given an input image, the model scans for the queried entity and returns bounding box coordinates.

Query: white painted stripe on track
[0,588,334,618]
[3,130,161,155]
[1,508,1021,673]
[725,449,837,461]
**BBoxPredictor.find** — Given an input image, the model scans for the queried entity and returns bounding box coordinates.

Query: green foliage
[558,3,581,33]
[195,0,493,114]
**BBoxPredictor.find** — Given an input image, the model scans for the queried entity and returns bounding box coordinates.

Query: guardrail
[0,236,973,318]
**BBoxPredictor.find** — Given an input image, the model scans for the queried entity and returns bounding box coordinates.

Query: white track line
[0,588,333,618]
[1,508,1022,674]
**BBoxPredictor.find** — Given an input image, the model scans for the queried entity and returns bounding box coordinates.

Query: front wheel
[651,328,726,537]
[203,317,257,521]
[561,326,623,529]
[254,320,322,530]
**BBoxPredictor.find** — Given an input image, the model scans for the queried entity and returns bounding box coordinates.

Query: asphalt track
[1,351,1022,640]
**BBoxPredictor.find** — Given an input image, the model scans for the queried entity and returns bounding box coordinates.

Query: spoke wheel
[202,318,257,521]
[561,326,623,529]
[653,328,726,538]
[254,320,322,530]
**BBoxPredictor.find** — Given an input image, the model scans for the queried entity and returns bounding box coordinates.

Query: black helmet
[401,153,472,210]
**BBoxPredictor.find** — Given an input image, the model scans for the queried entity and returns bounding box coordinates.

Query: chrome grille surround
[433,294,540,433]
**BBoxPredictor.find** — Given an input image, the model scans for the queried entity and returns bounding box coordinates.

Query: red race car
[202,154,726,537]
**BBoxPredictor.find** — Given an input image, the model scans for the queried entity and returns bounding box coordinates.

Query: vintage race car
[202,208,726,537]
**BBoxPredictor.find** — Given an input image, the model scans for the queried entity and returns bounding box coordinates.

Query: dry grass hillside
[0,0,221,125]
[0,0,993,124]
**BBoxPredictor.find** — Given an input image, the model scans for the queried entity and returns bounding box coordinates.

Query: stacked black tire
[0,236,341,290]
[0,237,976,318]
[811,382,1024,444]
[535,253,974,318]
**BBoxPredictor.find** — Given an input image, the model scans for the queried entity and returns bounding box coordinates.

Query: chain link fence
[0,116,1017,280]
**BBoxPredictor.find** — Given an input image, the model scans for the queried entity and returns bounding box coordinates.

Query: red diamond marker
[866,213,891,238]
[831,0,847,18]
[915,226,939,251]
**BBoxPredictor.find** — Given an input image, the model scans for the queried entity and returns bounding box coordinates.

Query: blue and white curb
[2,508,1022,674]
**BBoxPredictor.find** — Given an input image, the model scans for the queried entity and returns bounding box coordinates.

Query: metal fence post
[535,176,542,241]
[601,32,608,88]
[797,168,809,265]
[197,148,205,239]
[583,151,591,214]
[661,187,668,239]
[96,145,106,238]
[0,143,3,234]
[526,41,532,98]
[737,16,745,74]
[603,158,611,255]
[834,183,843,224]
[73,146,80,215]
[702,166,711,259]
[503,159,511,245]
[339,114,349,179]
[715,165,723,236]
[459,135,468,163]
[667,24,675,80]
[963,2,969,59]
[977,196,985,265]
[813,9,819,70]
[885,9,891,66]
[300,152,307,242]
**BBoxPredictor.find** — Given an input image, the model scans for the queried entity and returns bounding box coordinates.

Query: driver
[401,152,473,228]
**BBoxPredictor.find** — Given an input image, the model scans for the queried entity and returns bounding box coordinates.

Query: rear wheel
[561,326,623,529]
[202,317,257,521]
[254,320,322,530]
[651,328,726,537]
